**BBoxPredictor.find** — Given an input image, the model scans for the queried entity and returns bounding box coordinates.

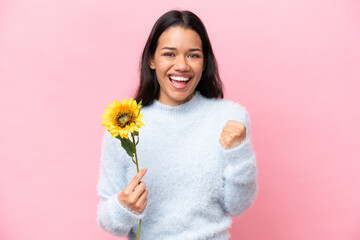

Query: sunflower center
[119,114,129,123]
[117,111,134,128]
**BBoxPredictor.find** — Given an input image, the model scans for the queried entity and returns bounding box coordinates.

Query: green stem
[136,135,139,145]
[131,133,139,173]
[131,133,141,240]
[137,219,142,240]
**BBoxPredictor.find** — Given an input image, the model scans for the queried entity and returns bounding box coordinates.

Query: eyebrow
[160,47,202,52]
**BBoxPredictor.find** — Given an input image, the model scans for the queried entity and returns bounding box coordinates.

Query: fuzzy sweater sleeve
[96,131,144,237]
[220,106,259,217]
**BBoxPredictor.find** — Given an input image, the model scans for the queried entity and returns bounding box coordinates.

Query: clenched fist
[219,120,246,149]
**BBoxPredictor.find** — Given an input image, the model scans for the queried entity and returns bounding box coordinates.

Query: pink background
[1,0,360,239]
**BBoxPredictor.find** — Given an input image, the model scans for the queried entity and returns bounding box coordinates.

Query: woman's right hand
[118,168,149,214]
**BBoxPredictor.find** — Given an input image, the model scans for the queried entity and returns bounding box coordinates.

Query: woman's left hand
[219,120,246,149]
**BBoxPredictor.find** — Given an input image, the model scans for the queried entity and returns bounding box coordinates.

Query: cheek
[192,60,204,73]
[154,64,168,80]
[157,59,172,72]
[194,64,204,78]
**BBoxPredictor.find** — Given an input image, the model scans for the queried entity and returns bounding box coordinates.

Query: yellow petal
[131,100,137,109]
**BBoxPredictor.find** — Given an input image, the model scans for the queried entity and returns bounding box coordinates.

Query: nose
[174,56,190,72]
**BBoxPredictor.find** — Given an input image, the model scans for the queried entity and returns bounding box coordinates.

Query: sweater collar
[151,91,204,117]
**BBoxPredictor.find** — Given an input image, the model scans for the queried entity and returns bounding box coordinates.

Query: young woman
[97,10,258,240]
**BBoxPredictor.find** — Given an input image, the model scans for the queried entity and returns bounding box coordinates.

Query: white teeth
[169,76,190,81]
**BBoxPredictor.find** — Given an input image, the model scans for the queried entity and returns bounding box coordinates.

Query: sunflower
[101,98,145,139]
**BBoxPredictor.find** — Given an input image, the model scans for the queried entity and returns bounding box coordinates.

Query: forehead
[157,26,202,50]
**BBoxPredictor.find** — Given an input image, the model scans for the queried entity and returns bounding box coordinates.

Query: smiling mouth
[169,75,191,83]
[168,75,192,89]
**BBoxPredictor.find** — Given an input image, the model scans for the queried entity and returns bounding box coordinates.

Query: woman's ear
[149,57,156,70]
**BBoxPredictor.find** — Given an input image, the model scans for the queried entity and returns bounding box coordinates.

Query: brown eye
[188,54,200,58]
[163,53,175,57]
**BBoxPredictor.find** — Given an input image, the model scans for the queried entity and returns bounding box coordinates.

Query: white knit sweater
[97,91,258,240]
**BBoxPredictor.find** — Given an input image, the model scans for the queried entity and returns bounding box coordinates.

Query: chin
[172,90,192,98]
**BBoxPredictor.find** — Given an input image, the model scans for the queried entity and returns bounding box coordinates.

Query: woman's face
[149,26,204,106]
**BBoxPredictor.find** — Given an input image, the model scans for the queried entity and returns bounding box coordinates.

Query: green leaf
[137,99,143,108]
[116,135,135,158]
